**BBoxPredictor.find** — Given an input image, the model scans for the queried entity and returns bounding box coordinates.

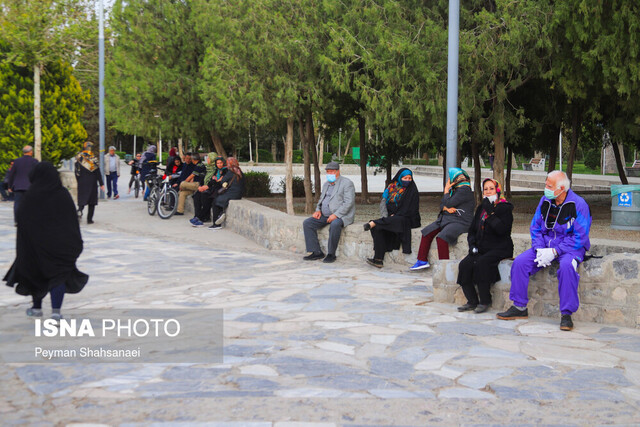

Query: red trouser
[417,227,449,262]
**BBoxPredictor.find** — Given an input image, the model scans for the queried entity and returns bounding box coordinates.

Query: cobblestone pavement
[1,202,640,426]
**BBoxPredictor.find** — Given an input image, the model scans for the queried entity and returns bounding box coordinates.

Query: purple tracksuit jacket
[510,189,592,314]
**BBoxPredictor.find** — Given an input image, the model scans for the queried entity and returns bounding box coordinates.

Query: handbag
[217,175,236,195]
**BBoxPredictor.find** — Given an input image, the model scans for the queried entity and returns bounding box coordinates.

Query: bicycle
[156,171,179,219]
[133,170,142,198]
[144,161,161,216]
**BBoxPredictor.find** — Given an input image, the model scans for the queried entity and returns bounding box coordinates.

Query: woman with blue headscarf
[364,168,421,268]
[410,167,474,271]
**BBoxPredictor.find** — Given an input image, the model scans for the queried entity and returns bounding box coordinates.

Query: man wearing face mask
[497,170,592,331]
[302,162,356,263]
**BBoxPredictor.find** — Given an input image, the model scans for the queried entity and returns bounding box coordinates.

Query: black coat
[467,198,514,255]
[4,162,88,299]
[372,168,421,254]
[215,170,245,208]
[75,162,103,206]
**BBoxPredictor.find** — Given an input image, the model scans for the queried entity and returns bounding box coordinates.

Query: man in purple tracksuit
[497,170,591,331]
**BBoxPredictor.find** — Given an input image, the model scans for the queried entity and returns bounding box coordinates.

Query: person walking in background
[457,178,514,313]
[410,168,474,271]
[302,162,356,263]
[104,146,121,199]
[3,162,88,320]
[6,146,38,225]
[75,141,105,224]
[364,168,421,268]
[1,161,15,201]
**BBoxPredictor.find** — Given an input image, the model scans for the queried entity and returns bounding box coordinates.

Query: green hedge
[323,152,332,163]
[257,149,273,163]
[278,175,309,197]
[244,171,272,197]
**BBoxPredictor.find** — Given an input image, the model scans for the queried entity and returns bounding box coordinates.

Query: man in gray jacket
[303,162,356,263]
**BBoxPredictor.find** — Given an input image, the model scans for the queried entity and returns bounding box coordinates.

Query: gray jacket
[316,176,356,227]
[104,154,121,176]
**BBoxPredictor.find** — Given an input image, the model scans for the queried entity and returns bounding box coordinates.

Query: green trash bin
[611,185,640,230]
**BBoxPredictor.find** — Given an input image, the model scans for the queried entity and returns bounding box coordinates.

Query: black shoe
[457,303,477,312]
[560,314,574,331]
[323,254,337,263]
[208,224,222,230]
[496,305,528,320]
[363,222,371,231]
[303,251,324,261]
[474,304,490,314]
[174,212,184,216]
[366,258,383,268]
[87,220,94,224]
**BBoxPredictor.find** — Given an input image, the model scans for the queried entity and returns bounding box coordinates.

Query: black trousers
[370,227,394,260]
[193,191,213,222]
[457,249,509,306]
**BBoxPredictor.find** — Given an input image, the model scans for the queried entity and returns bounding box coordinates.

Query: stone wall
[431,255,640,328]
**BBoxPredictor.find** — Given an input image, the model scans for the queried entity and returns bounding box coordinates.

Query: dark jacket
[191,161,207,186]
[7,155,39,191]
[177,162,195,185]
[215,170,245,208]
[421,185,474,244]
[372,168,421,254]
[468,198,514,255]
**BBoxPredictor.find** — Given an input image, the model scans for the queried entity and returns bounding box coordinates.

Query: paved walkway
[1,194,640,425]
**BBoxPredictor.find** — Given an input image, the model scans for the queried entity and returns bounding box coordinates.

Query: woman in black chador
[75,141,104,224]
[364,168,421,268]
[457,178,514,313]
[3,162,88,319]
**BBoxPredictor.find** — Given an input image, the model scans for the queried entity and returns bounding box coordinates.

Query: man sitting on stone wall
[497,170,592,331]
[302,162,356,263]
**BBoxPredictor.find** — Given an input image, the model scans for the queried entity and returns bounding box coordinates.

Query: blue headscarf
[448,167,470,195]
[383,169,413,204]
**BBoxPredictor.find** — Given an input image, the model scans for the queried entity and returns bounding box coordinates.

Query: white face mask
[487,194,498,203]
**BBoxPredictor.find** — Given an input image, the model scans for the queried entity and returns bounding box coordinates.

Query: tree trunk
[611,139,629,185]
[272,140,277,163]
[546,125,559,174]
[471,125,482,205]
[505,145,512,199]
[358,115,369,203]
[255,123,259,163]
[567,106,581,182]
[178,138,184,160]
[492,102,506,188]
[299,119,313,214]
[209,129,228,159]
[33,63,42,161]
[306,110,321,200]
[385,140,392,186]
[285,118,295,215]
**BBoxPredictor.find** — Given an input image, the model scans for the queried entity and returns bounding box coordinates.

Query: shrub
[243,171,272,197]
[404,158,427,165]
[257,149,273,163]
[343,154,353,164]
[278,175,308,197]
[323,152,333,163]
[584,149,600,170]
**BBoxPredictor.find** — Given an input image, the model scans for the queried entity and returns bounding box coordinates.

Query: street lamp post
[445,0,460,170]
[338,128,342,161]
[98,0,106,199]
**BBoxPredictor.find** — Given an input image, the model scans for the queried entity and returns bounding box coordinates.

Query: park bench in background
[626,160,640,177]
[522,157,545,171]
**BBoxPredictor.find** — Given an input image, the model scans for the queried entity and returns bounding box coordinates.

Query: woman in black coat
[457,178,514,313]
[4,162,88,319]
[364,168,420,268]
[75,141,104,224]
[209,157,244,230]
[410,168,475,270]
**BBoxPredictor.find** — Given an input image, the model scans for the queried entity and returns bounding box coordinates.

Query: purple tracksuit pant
[510,247,585,315]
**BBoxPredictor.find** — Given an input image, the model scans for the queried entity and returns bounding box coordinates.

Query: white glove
[535,248,557,267]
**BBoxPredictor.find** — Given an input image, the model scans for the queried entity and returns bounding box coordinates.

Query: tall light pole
[338,128,342,160]
[446,0,460,171]
[154,114,162,163]
[98,0,106,199]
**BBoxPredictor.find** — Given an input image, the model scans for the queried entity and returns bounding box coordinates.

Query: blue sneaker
[189,217,198,225]
[191,219,204,227]
[410,260,430,271]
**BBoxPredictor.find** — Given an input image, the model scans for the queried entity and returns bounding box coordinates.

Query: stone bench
[432,254,640,328]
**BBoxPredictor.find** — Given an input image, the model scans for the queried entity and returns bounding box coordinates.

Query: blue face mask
[327,174,336,183]
[544,188,557,200]
[400,179,410,187]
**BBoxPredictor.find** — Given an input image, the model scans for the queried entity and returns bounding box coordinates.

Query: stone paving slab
[1,203,640,425]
